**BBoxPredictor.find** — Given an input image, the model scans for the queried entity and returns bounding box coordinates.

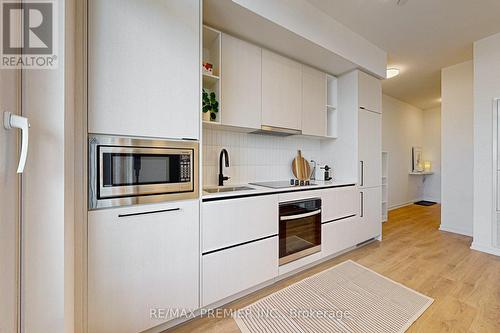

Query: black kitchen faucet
[218,148,230,186]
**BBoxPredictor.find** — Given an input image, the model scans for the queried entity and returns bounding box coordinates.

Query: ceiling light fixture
[386,68,400,79]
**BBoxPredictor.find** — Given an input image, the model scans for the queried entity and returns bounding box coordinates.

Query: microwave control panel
[180,154,191,182]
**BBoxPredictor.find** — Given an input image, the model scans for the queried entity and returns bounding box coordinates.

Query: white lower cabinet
[358,187,382,243]
[202,237,278,307]
[88,200,199,333]
[322,216,359,258]
[322,186,381,258]
[321,186,358,222]
[202,195,278,252]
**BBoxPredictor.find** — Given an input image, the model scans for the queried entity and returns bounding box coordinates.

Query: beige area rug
[234,260,433,333]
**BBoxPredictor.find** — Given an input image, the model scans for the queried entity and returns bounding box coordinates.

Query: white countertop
[202,180,357,200]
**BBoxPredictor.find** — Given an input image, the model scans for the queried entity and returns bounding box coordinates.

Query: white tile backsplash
[203,128,322,186]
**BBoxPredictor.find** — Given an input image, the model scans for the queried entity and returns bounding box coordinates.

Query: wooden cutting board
[292,150,311,180]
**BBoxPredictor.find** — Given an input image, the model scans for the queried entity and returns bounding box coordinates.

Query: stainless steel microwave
[88,135,199,210]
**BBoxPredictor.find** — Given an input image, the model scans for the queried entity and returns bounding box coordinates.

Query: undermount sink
[204,186,255,193]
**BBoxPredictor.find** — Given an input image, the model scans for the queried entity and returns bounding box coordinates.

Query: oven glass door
[279,199,321,265]
[98,146,193,199]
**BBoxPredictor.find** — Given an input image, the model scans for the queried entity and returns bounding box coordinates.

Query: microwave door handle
[280,209,322,221]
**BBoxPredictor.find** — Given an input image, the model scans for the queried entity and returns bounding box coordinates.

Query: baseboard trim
[439,224,473,237]
[388,202,414,211]
[470,243,500,256]
[422,198,441,204]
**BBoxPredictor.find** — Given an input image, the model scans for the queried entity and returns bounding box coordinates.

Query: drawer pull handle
[118,208,180,218]
[360,161,364,187]
[360,192,364,218]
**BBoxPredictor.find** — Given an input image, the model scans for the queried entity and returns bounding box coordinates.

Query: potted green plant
[202,89,219,122]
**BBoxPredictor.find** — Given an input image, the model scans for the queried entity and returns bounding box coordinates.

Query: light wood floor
[167,204,500,333]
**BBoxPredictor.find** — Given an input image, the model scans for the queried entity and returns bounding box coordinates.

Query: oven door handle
[280,209,322,221]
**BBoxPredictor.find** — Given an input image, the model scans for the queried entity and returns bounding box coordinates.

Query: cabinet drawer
[202,237,278,306]
[202,195,278,253]
[322,216,359,258]
[321,186,358,222]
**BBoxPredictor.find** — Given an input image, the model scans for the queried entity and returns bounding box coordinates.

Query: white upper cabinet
[262,50,302,131]
[220,33,262,129]
[301,65,327,137]
[359,108,382,188]
[88,0,200,140]
[358,71,382,114]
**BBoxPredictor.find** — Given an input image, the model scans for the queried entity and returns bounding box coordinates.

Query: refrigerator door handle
[4,112,30,173]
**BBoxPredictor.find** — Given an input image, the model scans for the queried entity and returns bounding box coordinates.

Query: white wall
[441,61,474,237]
[473,32,500,255]
[203,128,323,186]
[382,95,425,208]
[423,107,441,202]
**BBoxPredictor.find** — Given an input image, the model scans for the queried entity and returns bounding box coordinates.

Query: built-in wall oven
[279,198,321,265]
[89,135,198,210]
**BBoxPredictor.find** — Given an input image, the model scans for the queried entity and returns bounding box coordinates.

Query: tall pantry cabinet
[357,71,382,242]
[86,1,202,333]
[326,70,382,244]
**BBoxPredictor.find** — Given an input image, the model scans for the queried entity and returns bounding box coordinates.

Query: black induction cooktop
[249,180,317,189]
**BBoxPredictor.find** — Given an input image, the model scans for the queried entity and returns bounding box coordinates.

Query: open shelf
[409,172,434,175]
[202,25,221,123]
[326,75,338,108]
[326,107,338,139]
[202,26,221,77]
[202,120,222,129]
[326,75,338,139]
[203,73,219,87]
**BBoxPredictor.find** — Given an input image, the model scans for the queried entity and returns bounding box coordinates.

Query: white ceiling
[306,0,500,110]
